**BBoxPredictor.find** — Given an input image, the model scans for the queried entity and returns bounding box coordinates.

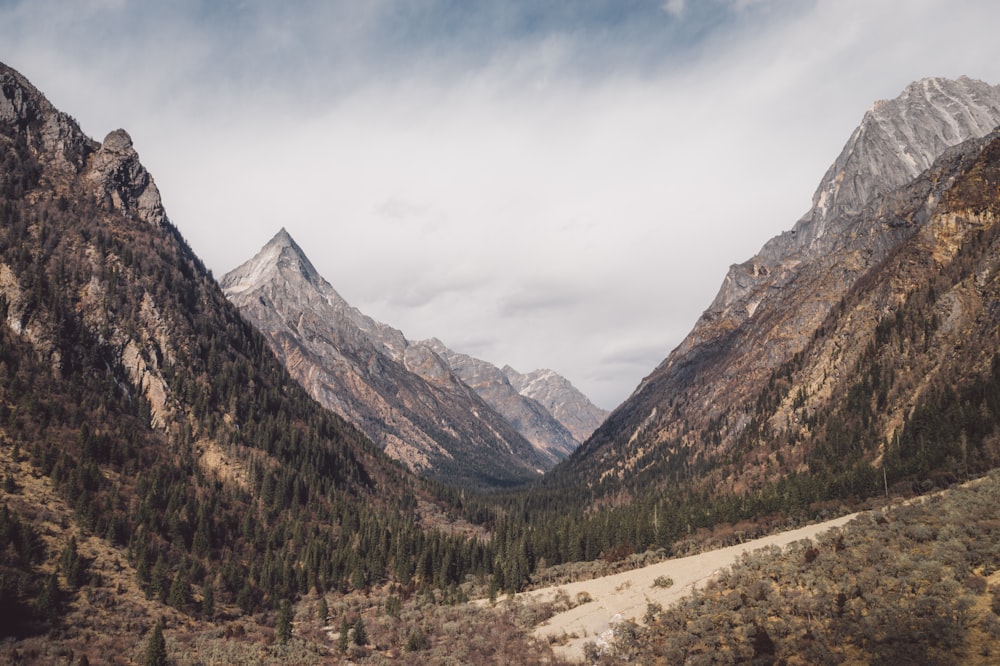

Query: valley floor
[488,512,858,662]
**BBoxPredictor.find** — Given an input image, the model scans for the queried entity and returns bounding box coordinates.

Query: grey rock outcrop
[87,129,167,227]
[414,339,582,465]
[0,62,175,426]
[704,76,1000,329]
[502,366,607,444]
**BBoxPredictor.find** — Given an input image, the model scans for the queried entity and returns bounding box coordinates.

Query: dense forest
[0,86,506,661]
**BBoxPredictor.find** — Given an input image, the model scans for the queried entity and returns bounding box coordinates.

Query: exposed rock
[503,366,608,444]
[706,76,1000,325]
[1,65,94,182]
[414,339,581,464]
[573,77,1000,491]
[0,61,175,429]
[87,128,167,227]
[222,229,555,487]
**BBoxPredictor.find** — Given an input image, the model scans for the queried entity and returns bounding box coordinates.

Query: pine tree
[352,615,368,646]
[201,583,215,621]
[143,620,168,666]
[317,596,328,625]
[150,554,169,602]
[338,617,350,653]
[37,572,60,621]
[167,571,188,609]
[61,536,83,589]
[276,599,293,644]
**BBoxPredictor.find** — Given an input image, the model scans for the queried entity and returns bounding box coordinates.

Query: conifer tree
[167,572,188,610]
[37,572,60,621]
[338,617,350,653]
[201,583,214,621]
[352,615,368,646]
[143,620,168,666]
[277,600,292,644]
[317,596,328,625]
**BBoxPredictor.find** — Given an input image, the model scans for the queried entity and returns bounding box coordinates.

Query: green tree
[276,599,292,644]
[317,596,328,624]
[167,571,188,610]
[143,620,168,666]
[150,554,169,602]
[201,583,215,621]
[36,572,60,621]
[338,617,350,653]
[61,536,84,589]
[352,615,368,646]
[405,627,428,652]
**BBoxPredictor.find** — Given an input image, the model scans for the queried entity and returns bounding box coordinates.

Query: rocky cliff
[568,77,1000,497]
[503,366,607,444]
[1,60,474,657]
[413,339,582,465]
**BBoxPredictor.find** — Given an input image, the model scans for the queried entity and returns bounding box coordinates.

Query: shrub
[652,575,674,589]
[405,627,429,652]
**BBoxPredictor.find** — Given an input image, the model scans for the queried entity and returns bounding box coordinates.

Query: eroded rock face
[0,62,176,428]
[414,339,582,465]
[503,366,608,444]
[88,129,167,227]
[222,229,563,487]
[576,77,1000,488]
[706,77,1000,326]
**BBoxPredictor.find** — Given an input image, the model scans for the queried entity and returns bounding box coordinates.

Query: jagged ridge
[222,229,586,486]
[569,76,1000,496]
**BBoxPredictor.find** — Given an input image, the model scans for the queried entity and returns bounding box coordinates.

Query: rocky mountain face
[413,339,582,464]
[221,230,548,485]
[502,366,608,444]
[222,230,591,485]
[566,77,1000,501]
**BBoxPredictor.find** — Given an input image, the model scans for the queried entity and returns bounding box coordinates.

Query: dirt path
[512,512,859,662]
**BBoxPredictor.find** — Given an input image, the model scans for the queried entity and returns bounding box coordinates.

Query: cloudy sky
[3,0,1000,410]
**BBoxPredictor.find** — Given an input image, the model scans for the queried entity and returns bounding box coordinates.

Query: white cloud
[662,0,686,18]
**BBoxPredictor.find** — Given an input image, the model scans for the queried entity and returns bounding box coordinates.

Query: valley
[4,42,1000,666]
[497,510,858,661]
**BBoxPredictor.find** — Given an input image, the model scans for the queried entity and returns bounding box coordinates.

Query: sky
[3,0,1000,410]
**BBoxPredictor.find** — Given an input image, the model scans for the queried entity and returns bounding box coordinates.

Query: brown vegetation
[600,472,1000,665]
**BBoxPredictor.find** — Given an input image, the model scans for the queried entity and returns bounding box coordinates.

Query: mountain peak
[263,227,307,261]
[271,226,294,246]
[703,76,1000,321]
[807,75,1000,236]
[503,366,608,443]
[221,227,323,296]
[222,239,556,485]
[583,76,1000,494]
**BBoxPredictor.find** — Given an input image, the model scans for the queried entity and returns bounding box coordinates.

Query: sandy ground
[508,512,859,662]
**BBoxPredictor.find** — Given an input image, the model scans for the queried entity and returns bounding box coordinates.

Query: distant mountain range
[221,230,606,487]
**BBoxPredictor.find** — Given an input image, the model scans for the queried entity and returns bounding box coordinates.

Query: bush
[652,575,674,589]
[405,627,429,652]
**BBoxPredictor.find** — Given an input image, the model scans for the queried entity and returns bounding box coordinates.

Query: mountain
[563,76,1000,504]
[413,338,583,464]
[0,61,501,659]
[502,365,608,444]
[221,229,554,486]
